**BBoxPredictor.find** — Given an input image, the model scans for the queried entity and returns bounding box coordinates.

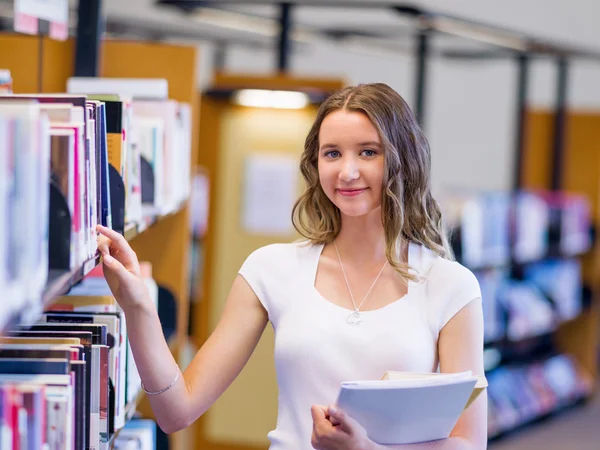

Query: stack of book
[0,262,161,449]
[67,77,193,219]
[442,189,592,269]
[441,189,591,345]
[0,79,192,331]
[0,100,52,330]
[441,190,511,269]
[476,257,583,345]
[487,353,592,438]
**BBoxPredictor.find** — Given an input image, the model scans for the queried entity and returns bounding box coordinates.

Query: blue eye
[361,149,377,157]
[325,150,340,158]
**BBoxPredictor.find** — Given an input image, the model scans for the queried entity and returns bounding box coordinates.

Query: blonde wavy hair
[292,83,454,282]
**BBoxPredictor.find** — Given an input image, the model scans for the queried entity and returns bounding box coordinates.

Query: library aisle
[489,383,600,450]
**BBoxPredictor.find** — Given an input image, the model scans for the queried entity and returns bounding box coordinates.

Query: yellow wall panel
[204,105,316,446]
[0,34,40,93]
[41,37,74,93]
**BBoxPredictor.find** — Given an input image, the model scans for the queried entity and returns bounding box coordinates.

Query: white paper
[336,377,477,444]
[15,0,68,23]
[242,154,298,235]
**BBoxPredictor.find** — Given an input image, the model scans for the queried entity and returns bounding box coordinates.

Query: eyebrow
[320,141,381,149]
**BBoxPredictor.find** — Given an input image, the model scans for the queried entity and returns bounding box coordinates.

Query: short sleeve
[238,247,271,317]
[438,263,482,331]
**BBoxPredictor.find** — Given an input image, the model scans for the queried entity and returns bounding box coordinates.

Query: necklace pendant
[346,311,362,326]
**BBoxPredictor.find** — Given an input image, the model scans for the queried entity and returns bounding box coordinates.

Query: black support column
[414,28,431,127]
[512,53,530,191]
[277,2,292,73]
[74,0,103,77]
[550,57,569,191]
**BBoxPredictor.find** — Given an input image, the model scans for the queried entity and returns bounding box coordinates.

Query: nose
[339,157,359,182]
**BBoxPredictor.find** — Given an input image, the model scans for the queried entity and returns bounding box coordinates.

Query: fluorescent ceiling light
[193,8,278,37]
[433,17,528,52]
[233,89,309,109]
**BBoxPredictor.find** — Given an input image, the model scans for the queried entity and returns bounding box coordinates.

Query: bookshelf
[522,109,600,379]
[441,187,596,439]
[437,108,600,439]
[0,33,198,450]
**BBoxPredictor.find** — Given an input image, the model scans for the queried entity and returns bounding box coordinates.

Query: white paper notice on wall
[242,153,298,235]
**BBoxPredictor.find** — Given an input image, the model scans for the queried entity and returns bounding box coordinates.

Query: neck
[334,208,387,263]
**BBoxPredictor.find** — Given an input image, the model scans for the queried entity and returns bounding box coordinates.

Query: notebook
[335,371,487,445]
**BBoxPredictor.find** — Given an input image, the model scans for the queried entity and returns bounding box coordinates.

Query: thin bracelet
[141,366,181,396]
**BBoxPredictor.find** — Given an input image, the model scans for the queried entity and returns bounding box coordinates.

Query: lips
[337,188,367,197]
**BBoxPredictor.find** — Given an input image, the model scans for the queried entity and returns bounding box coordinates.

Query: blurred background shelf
[488,391,592,442]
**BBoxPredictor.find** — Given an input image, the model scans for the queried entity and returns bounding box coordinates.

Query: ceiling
[1,0,600,62]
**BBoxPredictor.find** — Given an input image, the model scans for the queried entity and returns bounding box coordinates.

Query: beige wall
[205,105,317,445]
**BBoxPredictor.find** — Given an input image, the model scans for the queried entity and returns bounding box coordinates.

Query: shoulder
[241,240,319,274]
[413,246,482,332]
[410,243,479,295]
[239,241,319,321]
[244,240,316,264]
[428,257,480,297]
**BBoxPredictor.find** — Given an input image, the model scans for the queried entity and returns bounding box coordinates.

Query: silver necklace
[334,240,388,326]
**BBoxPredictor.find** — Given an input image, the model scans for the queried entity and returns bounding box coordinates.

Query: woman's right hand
[96,224,150,312]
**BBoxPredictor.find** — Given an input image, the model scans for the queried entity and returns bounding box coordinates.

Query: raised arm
[96,225,268,434]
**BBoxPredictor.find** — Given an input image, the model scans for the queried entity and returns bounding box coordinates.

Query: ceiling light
[233,89,309,109]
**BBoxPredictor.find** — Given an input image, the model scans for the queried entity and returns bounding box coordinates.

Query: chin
[334,202,379,218]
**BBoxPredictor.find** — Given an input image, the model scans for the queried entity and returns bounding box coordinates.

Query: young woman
[97,83,487,450]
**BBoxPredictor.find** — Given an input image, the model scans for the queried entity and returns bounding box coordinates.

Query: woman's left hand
[311,404,374,450]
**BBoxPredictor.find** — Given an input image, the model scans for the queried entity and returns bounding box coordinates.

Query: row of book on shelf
[476,258,583,344]
[442,189,592,269]
[0,263,159,450]
[0,75,192,333]
[487,353,592,439]
[440,188,592,345]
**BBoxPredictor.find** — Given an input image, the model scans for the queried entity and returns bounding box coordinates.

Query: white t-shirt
[239,240,482,450]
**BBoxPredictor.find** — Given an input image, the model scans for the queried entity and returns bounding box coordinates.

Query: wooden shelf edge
[0,253,103,337]
[125,200,188,242]
[124,222,138,241]
[42,254,102,306]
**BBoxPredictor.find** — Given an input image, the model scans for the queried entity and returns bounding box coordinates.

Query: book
[41,312,126,431]
[0,374,75,450]
[7,330,97,449]
[0,345,87,449]
[14,325,109,446]
[381,371,487,410]
[335,371,487,445]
